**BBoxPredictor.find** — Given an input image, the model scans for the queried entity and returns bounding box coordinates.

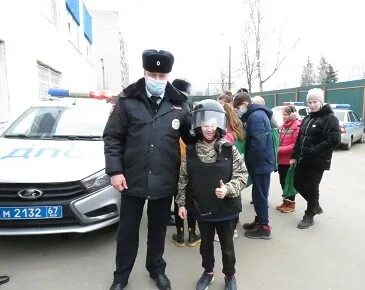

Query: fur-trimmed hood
[287,111,299,121]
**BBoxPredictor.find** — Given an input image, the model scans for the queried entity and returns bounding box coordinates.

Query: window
[83,4,93,44]
[66,0,80,25]
[353,112,360,122]
[67,10,80,50]
[42,0,57,27]
[37,62,61,101]
[298,108,308,117]
[348,112,355,122]
[349,112,359,122]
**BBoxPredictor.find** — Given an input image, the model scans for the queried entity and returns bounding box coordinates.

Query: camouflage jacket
[175,138,248,207]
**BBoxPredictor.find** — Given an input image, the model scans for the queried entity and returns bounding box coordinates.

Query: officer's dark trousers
[294,162,324,216]
[198,218,236,276]
[113,194,172,285]
[251,173,271,225]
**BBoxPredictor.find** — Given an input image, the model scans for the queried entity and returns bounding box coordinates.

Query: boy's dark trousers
[251,173,271,225]
[113,194,172,285]
[174,201,197,229]
[197,218,236,276]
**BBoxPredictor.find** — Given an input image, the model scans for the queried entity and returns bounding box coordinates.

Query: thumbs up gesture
[215,180,228,199]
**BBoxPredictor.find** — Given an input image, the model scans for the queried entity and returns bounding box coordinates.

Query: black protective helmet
[192,99,226,132]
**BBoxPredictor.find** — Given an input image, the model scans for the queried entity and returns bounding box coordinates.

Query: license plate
[0,206,63,220]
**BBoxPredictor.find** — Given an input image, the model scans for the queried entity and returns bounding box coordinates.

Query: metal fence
[250,79,365,118]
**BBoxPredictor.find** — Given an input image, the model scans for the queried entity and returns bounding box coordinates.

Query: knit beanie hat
[307,88,324,103]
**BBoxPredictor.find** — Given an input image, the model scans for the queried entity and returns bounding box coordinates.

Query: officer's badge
[172,119,180,130]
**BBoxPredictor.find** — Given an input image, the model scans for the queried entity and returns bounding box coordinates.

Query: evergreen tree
[325,64,338,83]
[300,57,316,86]
[318,55,329,84]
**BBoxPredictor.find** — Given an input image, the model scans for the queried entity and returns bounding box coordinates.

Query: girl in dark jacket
[175,99,247,290]
[290,88,340,229]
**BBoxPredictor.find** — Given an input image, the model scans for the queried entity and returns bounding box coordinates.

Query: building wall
[0,0,97,122]
[91,10,128,95]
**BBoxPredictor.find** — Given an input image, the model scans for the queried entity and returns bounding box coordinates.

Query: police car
[331,104,364,150]
[0,90,120,235]
[271,102,309,127]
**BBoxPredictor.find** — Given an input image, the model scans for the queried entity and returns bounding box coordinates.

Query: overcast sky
[85,0,365,93]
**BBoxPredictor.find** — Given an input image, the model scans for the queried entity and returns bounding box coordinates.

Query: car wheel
[359,134,365,143]
[345,137,353,150]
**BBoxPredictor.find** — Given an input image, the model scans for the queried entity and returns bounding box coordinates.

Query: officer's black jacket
[291,104,340,170]
[103,78,194,199]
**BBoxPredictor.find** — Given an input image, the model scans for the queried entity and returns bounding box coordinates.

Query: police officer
[0,275,9,285]
[103,49,194,290]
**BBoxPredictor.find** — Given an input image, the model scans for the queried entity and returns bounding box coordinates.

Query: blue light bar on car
[48,88,69,97]
[330,104,351,109]
[47,88,114,100]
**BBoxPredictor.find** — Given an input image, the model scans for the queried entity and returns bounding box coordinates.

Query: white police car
[0,92,120,235]
[331,104,364,150]
[271,102,309,127]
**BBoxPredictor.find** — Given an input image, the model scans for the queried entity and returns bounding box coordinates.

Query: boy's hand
[215,180,227,199]
[178,206,187,219]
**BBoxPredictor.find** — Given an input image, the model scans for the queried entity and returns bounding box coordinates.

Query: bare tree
[219,68,229,91]
[241,0,299,92]
[241,24,257,92]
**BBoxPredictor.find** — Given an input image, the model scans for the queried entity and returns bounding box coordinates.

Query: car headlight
[82,170,111,193]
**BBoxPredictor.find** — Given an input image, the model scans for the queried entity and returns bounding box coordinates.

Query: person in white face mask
[104,49,195,290]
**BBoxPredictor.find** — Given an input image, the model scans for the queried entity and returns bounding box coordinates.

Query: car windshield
[272,106,284,114]
[334,111,346,122]
[2,103,111,139]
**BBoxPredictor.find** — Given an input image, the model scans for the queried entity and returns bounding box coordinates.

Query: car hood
[0,138,105,183]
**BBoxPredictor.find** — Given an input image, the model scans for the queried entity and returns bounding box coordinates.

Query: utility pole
[228,46,231,90]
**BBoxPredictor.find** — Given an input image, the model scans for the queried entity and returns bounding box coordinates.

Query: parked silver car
[271,102,309,127]
[332,104,364,150]
[0,98,120,235]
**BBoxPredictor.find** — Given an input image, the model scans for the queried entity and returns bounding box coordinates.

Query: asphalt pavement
[1,142,364,290]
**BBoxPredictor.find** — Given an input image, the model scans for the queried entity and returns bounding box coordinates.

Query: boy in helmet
[175,99,248,290]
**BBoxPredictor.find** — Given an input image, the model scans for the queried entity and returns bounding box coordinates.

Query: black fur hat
[172,79,192,95]
[142,49,174,73]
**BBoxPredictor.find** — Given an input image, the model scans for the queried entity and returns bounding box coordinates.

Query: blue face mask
[146,77,167,96]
